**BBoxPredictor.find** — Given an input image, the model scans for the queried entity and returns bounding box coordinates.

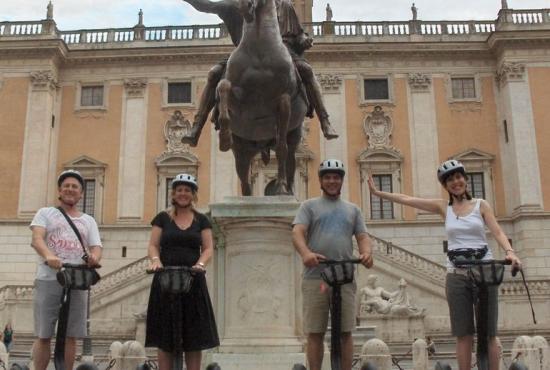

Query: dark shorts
[445,272,498,337]
[33,279,87,339]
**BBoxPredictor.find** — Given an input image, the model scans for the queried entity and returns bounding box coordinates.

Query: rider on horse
[182,0,338,150]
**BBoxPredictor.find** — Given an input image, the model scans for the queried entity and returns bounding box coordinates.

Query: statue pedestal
[359,314,425,343]
[209,196,305,370]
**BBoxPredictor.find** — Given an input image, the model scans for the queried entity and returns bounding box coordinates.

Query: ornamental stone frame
[75,80,109,111]
[446,73,482,103]
[357,147,403,220]
[63,155,107,223]
[358,73,395,106]
[155,110,199,211]
[359,105,403,220]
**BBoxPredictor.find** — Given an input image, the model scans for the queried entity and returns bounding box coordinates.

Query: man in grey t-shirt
[292,159,373,370]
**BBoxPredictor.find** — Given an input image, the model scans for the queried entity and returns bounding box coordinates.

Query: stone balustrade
[90,256,149,298]
[1,8,548,48]
[369,233,448,285]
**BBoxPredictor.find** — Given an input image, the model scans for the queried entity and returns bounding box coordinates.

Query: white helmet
[58,169,84,188]
[318,159,345,177]
[172,173,198,191]
[437,160,465,184]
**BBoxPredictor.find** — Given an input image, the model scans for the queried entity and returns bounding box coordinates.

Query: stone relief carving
[30,70,58,91]
[364,105,393,149]
[237,260,282,322]
[163,110,192,154]
[317,74,342,93]
[408,73,432,92]
[124,78,147,98]
[496,62,526,87]
[359,275,424,317]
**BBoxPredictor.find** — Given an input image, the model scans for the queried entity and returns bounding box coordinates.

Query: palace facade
[0,2,549,343]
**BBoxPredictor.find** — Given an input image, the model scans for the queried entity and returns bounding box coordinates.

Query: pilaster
[495,63,543,215]
[407,73,439,219]
[318,74,349,199]
[117,78,148,222]
[17,70,58,218]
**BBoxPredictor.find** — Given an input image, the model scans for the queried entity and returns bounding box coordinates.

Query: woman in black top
[145,174,219,370]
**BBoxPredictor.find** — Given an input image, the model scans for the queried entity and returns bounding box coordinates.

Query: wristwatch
[197,262,205,268]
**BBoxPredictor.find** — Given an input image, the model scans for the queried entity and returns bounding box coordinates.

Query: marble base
[360,315,425,343]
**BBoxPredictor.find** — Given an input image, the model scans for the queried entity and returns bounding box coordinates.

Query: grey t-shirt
[293,196,368,279]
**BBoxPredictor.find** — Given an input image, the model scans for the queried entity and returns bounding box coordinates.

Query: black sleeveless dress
[145,211,219,352]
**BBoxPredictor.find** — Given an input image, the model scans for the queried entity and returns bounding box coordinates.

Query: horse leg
[232,135,257,196]
[216,78,233,152]
[274,93,291,195]
[285,127,302,195]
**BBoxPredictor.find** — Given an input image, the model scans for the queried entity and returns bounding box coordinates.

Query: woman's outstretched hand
[367,172,379,196]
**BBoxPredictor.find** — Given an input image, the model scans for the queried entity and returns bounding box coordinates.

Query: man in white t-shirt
[30,170,102,370]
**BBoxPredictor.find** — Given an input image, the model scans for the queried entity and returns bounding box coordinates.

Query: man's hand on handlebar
[302,251,326,267]
[86,253,101,268]
[45,255,62,269]
[359,251,373,268]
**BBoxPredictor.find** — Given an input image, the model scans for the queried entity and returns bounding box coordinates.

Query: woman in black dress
[145,173,219,370]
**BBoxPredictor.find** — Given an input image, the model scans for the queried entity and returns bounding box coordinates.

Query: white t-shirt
[30,207,102,281]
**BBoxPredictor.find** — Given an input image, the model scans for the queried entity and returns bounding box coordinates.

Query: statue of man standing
[182,0,338,149]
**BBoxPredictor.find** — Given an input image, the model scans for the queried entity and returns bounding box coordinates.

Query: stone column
[18,70,58,218]
[317,74,349,199]
[361,338,391,370]
[496,63,543,215]
[412,338,428,370]
[117,79,148,222]
[208,197,305,370]
[407,73,439,219]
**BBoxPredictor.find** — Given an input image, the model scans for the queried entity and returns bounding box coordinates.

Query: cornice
[0,39,68,61]
[487,29,550,51]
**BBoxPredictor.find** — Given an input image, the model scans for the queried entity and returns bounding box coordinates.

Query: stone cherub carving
[360,275,424,316]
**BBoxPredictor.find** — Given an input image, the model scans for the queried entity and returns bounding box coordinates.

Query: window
[168,82,191,104]
[81,86,104,107]
[77,179,96,215]
[364,79,389,100]
[165,177,174,209]
[467,172,485,199]
[370,174,394,219]
[451,78,475,99]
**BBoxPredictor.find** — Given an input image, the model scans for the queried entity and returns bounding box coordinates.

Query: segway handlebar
[318,258,362,265]
[146,265,205,275]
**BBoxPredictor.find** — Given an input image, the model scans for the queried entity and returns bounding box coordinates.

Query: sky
[1,0,549,30]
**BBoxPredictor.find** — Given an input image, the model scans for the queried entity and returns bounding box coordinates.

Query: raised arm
[367,172,446,218]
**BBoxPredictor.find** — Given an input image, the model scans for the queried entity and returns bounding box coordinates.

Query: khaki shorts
[302,279,356,334]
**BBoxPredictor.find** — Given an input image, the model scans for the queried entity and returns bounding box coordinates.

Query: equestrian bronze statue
[183,0,337,195]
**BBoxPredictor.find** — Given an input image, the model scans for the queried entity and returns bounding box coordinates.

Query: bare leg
[488,337,500,370]
[341,332,354,370]
[296,61,338,140]
[188,63,225,146]
[32,338,51,370]
[456,335,474,370]
[307,333,325,370]
[274,93,291,194]
[185,351,202,370]
[65,337,77,370]
[157,349,173,370]
[216,79,233,152]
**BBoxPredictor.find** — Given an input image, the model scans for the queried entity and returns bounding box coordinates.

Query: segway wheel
[205,363,221,370]
[291,364,306,370]
[361,362,378,370]
[509,361,528,370]
[75,362,99,370]
[10,363,30,370]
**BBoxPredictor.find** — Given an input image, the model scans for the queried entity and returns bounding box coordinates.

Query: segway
[436,258,535,370]
[53,263,100,370]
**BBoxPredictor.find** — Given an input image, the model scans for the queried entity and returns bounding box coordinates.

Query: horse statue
[209,0,308,196]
